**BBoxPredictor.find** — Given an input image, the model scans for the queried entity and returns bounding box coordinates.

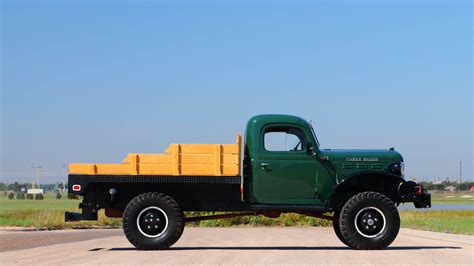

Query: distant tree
[27,194,34,200]
[35,193,44,200]
[56,192,62,199]
[457,182,474,191]
[434,183,445,191]
[8,182,20,192]
[0,182,7,191]
[419,180,474,192]
[58,183,66,190]
[44,184,55,191]
[17,193,25,200]
[8,192,14,199]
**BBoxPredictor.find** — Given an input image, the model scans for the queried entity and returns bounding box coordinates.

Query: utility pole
[63,164,67,191]
[63,164,67,181]
[32,164,41,189]
[459,161,462,183]
[31,166,35,189]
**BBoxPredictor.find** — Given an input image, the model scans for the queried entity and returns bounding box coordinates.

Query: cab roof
[247,114,310,126]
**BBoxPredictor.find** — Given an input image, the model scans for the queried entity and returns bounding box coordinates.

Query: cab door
[256,124,320,204]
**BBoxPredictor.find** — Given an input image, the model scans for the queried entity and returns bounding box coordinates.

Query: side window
[264,127,307,152]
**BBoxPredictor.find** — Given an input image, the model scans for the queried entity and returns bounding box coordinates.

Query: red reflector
[72,185,81,191]
[416,184,423,195]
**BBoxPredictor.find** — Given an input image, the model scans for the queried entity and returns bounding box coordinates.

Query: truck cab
[66,114,431,250]
[244,114,331,205]
[244,115,418,210]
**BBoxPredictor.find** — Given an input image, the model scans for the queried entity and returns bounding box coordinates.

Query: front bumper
[412,190,431,208]
[399,182,431,208]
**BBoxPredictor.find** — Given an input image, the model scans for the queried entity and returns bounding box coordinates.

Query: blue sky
[1,1,472,183]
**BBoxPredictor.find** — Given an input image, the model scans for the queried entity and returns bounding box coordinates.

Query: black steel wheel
[123,192,184,250]
[136,206,168,238]
[339,191,400,250]
[332,210,349,246]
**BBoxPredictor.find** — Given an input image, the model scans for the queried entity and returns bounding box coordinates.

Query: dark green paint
[244,114,404,205]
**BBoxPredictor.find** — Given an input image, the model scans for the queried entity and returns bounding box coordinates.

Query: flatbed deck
[69,134,241,176]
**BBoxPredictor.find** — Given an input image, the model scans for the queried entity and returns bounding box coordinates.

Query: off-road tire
[123,192,185,250]
[339,191,400,250]
[332,210,349,246]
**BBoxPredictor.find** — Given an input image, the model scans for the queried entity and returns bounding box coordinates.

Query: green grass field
[0,192,473,234]
[400,210,474,235]
[430,193,474,204]
[0,193,78,211]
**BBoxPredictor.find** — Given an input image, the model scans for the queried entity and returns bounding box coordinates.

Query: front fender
[327,171,405,210]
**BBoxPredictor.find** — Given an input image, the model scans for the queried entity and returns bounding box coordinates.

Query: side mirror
[306,143,316,156]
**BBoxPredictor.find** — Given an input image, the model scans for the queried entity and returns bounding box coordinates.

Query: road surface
[1,227,473,265]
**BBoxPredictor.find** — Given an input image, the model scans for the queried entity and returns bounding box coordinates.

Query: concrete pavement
[1,227,473,265]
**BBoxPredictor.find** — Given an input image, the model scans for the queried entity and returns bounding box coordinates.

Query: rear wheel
[123,192,184,250]
[339,191,400,250]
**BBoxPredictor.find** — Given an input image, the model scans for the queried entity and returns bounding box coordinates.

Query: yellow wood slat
[224,154,239,165]
[69,164,92,174]
[236,134,242,176]
[130,154,138,175]
[139,164,173,175]
[215,145,222,175]
[122,154,131,163]
[138,154,173,164]
[172,144,181,175]
[179,154,239,164]
[165,144,239,154]
[94,164,130,175]
[222,144,239,154]
[222,164,239,176]
[123,154,173,164]
[180,164,239,176]
[133,154,240,165]
[126,154,238,165]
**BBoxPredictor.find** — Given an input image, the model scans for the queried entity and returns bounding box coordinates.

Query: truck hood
[319,149,403,164]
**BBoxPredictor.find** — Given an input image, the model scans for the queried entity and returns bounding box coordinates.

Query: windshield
[310,124,320,148]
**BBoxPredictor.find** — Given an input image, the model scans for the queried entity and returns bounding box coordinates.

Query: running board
[250,204,327,212]
[185,212,256,222]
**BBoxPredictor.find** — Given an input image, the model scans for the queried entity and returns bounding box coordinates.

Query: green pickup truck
[66,114,430,250]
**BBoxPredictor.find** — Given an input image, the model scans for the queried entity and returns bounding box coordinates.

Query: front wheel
[339,191,400,250]
[332,210,349,246]
[123,192,185,250]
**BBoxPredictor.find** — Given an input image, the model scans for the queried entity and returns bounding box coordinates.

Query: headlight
[389,161,404,177]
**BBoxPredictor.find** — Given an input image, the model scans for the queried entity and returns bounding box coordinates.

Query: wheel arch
[328,171,405,211]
